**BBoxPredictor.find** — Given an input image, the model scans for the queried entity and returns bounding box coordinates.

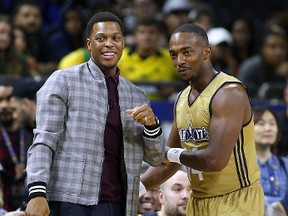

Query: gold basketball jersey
[176,72,260,198]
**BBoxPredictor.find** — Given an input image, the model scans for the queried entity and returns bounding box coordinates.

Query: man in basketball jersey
[140,23,264,215]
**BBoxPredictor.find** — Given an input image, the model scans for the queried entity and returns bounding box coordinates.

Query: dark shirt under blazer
[26,59,165,215]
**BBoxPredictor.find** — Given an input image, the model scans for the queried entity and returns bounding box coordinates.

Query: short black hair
[172,23,209,45]
[86,11,123,38]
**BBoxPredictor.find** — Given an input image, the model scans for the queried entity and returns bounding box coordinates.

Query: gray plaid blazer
[26,59,165,215]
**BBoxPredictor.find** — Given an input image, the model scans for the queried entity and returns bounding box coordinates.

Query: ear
[158,189,164,205]
[204,46,211,60]
[22,98,32,107]
[86,38,91,51]
[122,37,125,49]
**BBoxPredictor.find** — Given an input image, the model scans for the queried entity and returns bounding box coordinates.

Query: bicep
[208,84,249,168]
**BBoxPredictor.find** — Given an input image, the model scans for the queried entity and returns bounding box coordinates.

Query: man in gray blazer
[25,11,165,216]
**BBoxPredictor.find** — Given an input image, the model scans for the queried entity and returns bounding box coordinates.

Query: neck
[189,66,218,92]
[136,46,155,57]
[101,66,117,76]
[256,144,272,163]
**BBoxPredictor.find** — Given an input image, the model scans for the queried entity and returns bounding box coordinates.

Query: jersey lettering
[178,122,209,142]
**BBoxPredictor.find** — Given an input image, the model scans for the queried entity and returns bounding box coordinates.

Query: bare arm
[180,83,251,171]
[141,118,181,190]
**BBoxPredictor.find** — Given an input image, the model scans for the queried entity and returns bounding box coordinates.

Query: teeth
[103,53,114,56]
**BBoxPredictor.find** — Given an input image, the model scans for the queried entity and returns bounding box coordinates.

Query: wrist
[143,116,162,138]
[28,181,47,201]
[167,148,187,164]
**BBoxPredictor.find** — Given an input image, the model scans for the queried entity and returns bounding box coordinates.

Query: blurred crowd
[0,0,287,215]
[0,0,287,100]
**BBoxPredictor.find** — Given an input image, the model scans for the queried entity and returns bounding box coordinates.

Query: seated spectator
[13,26,39,78]
[229,17,257,70]
[12,0,58,77]
[138,162,161,215]
[0,15,31,77]
[118,17,183,100]
[11,77,45,147]
[161,0,192,47]
[274,85,288,156]
[0,76,27,211]
[48,2,86,62]
[122,0,161,45]
[254,107,288,215]
[138,186,161,215]
[141,168,190,216]
[207,27,239,76]
[237,31,288,99]
[190,6,215,33]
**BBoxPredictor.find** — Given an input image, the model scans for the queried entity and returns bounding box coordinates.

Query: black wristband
[28,181,47,201]
[143,117,162,138]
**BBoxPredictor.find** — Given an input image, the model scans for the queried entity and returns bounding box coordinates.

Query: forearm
[141,162,180,191]
[26,145,52,200]
[168,147,227,172]
[142,118,165,166]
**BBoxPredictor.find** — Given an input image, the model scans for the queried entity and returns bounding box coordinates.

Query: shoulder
[215,82,248,105]
[240,55,262,68]
[157,47,170,56]
[279,156,288,165]
[211,80,250,117]
[121,47,134,57]
[58,48,88,69]
[238,55,263,76]
[48,63,87,82]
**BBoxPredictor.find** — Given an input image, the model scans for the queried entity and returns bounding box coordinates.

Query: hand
[126,104,156,126]
[25,197,50,216]
[5,211,25,216]
[15,164,25,180]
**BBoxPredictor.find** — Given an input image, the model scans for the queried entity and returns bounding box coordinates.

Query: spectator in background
[0,76,27,211]
[48,2,86,62]
[162,0,192,47]
[0,163,13,213]
[237,31,288,99]
[207,27,239,76]
[138,186,161,215]
[254,107,288,216]
[13,26,39,78]
[280,86,288,156]
[118,17,182,101]
[230,18,256,68]
[190,7,215,33]
[142,168,190,216]
[123,0,161,45]
[264,11,288,39]
[12,0,57,77]
[11,77,45,147]
[138,162,161,215]
[0,15,31,77]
